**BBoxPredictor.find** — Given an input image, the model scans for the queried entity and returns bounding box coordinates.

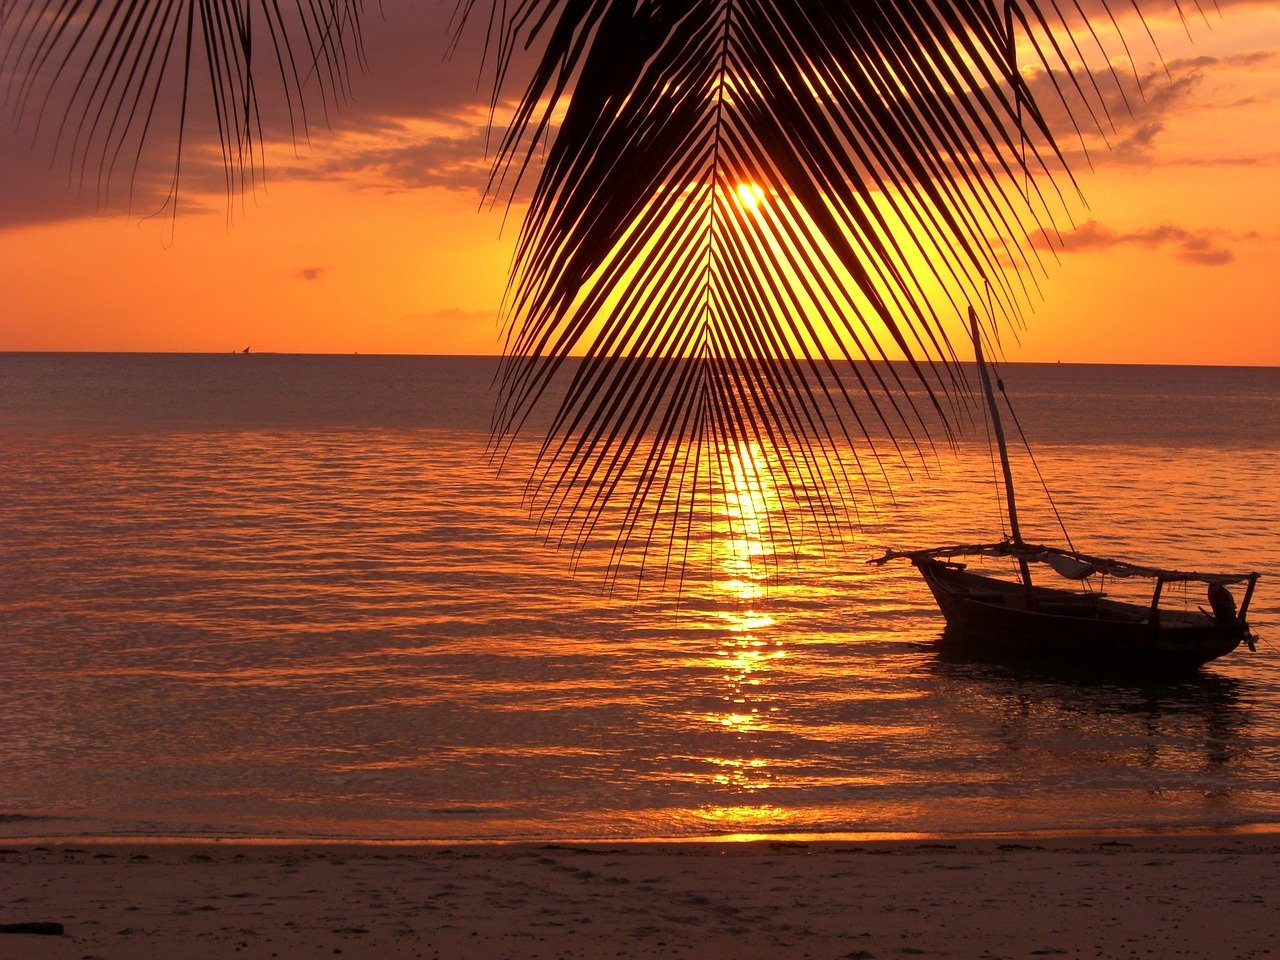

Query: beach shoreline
[6,818,1280,848]
[3,834,1277,959]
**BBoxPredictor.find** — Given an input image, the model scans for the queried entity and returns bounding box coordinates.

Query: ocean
[1,353,1278,842]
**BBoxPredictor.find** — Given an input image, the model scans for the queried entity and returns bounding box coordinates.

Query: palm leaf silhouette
[475,0,1162,584]
[1,0,363,208]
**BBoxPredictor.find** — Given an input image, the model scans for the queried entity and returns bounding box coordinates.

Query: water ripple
[1,358,1278,840]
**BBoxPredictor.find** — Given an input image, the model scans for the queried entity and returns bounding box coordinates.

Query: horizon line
[2,349,1278,371]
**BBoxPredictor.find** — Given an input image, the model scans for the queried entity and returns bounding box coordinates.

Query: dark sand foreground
[1,836,1277,959]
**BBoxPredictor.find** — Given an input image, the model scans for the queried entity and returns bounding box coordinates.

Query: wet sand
[1,835,1277,959]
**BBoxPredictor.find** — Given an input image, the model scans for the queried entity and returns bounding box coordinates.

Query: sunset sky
[1,1,1277,364]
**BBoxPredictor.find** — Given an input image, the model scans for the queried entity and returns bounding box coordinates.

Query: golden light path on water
[1,355,1278,842]
[699,442,786,835]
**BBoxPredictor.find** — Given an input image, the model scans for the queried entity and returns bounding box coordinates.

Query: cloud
[1023,49,1279,168]
[1023,58,1194,164]
[272,106,506,196]
[1031,219,1246,265]
[2,2,1275,230]
[0,0,508,228]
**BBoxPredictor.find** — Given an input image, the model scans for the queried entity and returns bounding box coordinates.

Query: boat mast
[969,308,1033,589]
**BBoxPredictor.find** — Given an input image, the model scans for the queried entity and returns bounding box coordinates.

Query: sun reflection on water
[715,440,774,604]
[696,442,794,832]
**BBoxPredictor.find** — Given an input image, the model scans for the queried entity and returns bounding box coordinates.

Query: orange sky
[1,2,1277,364]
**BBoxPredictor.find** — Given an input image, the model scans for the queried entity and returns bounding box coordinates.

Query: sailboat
[871,309,1260,670]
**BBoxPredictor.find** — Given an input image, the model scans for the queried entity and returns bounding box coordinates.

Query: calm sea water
[1,353,1278,841]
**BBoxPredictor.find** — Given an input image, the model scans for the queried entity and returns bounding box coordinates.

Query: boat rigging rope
[979,375,1008,540]
[990,367,1078,556]
[976,287,1011,541]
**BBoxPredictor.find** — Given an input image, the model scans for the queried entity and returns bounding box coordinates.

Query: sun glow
[734,182,766,212]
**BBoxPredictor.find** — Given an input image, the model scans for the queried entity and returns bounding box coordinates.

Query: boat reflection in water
[930,633,1249,777]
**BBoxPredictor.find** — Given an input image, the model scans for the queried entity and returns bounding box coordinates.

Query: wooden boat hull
[915,559,1245,670]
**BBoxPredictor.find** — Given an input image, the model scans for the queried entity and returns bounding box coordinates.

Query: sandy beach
[1,835,1276,959]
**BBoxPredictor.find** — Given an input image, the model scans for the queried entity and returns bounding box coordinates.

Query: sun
[734,182,766,211]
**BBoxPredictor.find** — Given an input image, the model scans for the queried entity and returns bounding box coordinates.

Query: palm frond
[1,0,364,208]
[471,0,1174,584]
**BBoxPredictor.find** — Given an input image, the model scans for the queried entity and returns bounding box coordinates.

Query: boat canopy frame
[871,539,1260,620]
